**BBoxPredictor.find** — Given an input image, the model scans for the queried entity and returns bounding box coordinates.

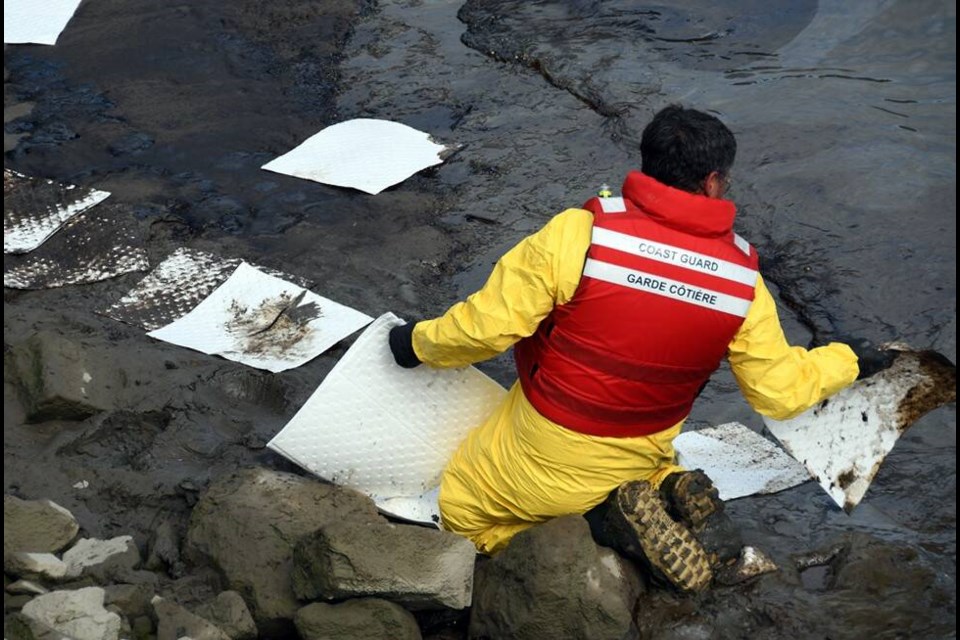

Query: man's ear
[703,171,725,198]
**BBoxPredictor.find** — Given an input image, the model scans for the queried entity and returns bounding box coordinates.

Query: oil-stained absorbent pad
[4,0,83,45]
[674,422,809,501]
[147,262,372,373]
[262,119,454,195]
[267,312,507,524]
[764,350,956,512]
[4,170,110,254]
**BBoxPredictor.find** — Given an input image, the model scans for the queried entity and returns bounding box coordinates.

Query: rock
[4,552,70,580]
[104,583,154,619]
[119,569,161,589]
[185,468,380,636]
[62,536,141,581]
[3,612,40,639]
[818,532,953,637]
[20,587,122,640]
[4,496,80,555]
[715,546,778,586]
[469,515,642,640]
[4,332,118,422]
[145,519,183,576]
[6,580,48,596]
[294,599,422,640]
[193,591,258,640]
[5,594,35,613]
[108,606,133,640]
[293,519,476,610]
[152,596,231,640]
[131,615,154,640]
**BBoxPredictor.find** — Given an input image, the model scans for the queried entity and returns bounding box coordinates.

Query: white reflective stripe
[598,197,626,213]
[591,227,758,287]
[734,233,751,256]
[583,258,752,318]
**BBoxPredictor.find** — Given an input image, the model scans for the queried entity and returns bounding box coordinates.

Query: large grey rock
[20,587,122,640]
[152,596,231,640]
[185,468,380,636]
[294,599,421,640]
[63,536,141,581]
[4,496,79,554]
[293,519,476,610]
[5,332,119,422]
[469,516,642,640]
[193,591,258,640]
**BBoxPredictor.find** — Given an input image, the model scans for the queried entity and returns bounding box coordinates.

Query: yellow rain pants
[413,208,858,554]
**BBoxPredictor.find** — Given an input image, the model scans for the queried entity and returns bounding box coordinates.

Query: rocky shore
[6,466,955,639]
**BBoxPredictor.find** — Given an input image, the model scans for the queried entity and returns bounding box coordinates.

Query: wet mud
[3,0,956,638]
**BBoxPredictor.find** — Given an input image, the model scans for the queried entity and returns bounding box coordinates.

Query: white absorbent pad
[268,312,508,524]
[4,0,82,45]
[764,350,956,512]
[261,119,455,195]
[674,422,810,501]
[4,204,148,289]
[101,247,312,331]
[147,262,372,373]
[4,170,110,254]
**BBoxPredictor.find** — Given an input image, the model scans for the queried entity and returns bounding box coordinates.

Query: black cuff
[389,322,422,368]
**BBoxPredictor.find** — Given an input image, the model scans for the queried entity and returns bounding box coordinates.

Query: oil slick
[764,349,956,512]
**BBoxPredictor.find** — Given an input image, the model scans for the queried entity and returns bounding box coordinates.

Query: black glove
[389,322,421,369]
[848,338,898,380]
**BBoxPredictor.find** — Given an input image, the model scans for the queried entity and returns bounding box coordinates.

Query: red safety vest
[515,171,760,437]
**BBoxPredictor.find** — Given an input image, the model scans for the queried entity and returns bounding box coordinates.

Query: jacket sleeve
[411,208,593,368]
[728,275,859,420]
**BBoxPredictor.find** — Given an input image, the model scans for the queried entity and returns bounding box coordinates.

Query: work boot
[660,470,742,569]
[585,480,713,593]
[660,469,722,527]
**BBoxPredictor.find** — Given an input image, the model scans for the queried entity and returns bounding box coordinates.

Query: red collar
[621,171,736,238]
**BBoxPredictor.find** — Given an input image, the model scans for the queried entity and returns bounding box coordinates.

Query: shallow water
[3,0,956,637]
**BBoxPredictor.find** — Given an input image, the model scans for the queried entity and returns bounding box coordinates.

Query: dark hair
[640,105,736,193]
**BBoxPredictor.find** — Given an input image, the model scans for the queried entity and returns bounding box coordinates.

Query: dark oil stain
[837,469,857,490]
[895,351,957,433]
[225,291,323,359]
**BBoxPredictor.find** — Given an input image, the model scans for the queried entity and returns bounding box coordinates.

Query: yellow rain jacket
[412,208,857,553]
